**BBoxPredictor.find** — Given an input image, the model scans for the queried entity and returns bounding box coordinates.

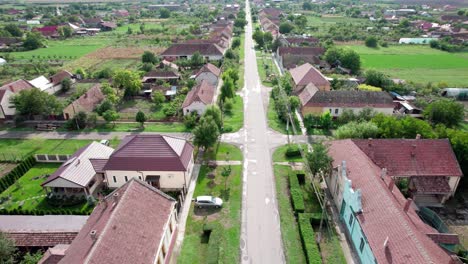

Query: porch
[409,176,451,207]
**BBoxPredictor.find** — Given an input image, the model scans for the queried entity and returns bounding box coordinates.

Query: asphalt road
[239,2,285,263]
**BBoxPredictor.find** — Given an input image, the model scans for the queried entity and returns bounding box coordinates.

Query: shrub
[289,173,305,213]
[285,145,301,158]
[298,214,322,264]
[295,170,305,185]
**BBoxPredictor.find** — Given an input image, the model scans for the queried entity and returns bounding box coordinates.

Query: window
[349,214,354,226]
[138,176,142,180]
[329,108,332,113]
[124,176,128,182]
[335,109,339,114]
[359,238,365,252]
[113,176,116,183]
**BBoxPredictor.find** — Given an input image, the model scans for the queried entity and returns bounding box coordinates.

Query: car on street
[194,196,223,208]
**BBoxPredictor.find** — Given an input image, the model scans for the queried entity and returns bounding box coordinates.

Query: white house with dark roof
[193,63,221,86]
[103,135,194,190]
[0,89,15,120]
[182,80,216,116]
[42,142,114,198]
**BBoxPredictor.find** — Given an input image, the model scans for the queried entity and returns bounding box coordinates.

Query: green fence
[418,207,449,233]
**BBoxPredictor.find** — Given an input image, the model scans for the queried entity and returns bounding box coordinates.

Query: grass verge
[272,144,308,163]
[204,142,242,161]
[178,165,242,264]
[223,95,244,133]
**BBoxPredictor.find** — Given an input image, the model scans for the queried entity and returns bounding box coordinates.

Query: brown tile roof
[278,47,325,57]
[60,179,176,264]
[7,232,78,247]
[195,63,221,77]
[38,244,69,264]
[161,43,223,57]
[282,54,322,70]
[328,140,459,264]
[182,80,215,108]
[353,139,463,177]
[100,21,117,29]
[289,63,330,87]
[298,83,319,106]
[412,176,451,194]
[303,90,394,108]
[65,84,104,113]
[284,37,319,46]
[50,70,73,85]
[142,70,180,81]
[427,233,460,245]
[0,79,34,93]
[0,37,22,45]
[103,134,194,171]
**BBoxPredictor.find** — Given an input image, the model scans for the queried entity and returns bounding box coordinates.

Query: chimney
[411,144,416,157]
[388,178,395,192]
[112,192,120,206]
[383,236,389,248]
[368,138,373,147]
[404,198,413,213]
[90,230,98,241]
[415,134,421,139]
[380,168,387,179]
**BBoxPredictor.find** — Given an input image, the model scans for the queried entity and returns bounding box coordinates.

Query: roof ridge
[347,140,440,262]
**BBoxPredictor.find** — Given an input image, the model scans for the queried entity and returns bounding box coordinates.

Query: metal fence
[418,207,450,233]
[34,154,71,163]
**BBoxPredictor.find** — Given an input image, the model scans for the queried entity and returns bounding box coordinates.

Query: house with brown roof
[277,47,326,71]
[182,80,216,116]
[62,84,104,120]
[103,135,194,191]
[0,89,15,120]
[193,63,221,86]
[42,142,115,199]
[161,43,224,61]
[0,79,34,93]
[49,70,74,93]
[278,36,319,47]
[289,63,330,94]
[0,37,23,50]
[58,179,178,264]
[299,86,394,117]
[0,215,88,252]
[327,139,462,264]
[142,70,180,86]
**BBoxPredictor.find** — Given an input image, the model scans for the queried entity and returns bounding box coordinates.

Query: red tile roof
[142,70,180,82]
[196,63,221,77]
[103,134,194,171]
[38,244,68,264]
[65,84,104,114]
[353,139,463,177]
[289,63,330,87]
[7,232,77,247]
[50,70,73,85]
[427,233,460,245]
[60,179,176,264]
[182,79,215,108]
[0,79,34,93]
[278,47,325,57]
[303,90,394,108]
[412,176,451,194]
[328,140,458,264]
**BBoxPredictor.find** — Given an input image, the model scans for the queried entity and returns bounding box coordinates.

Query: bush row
[0,156,36,193]
[289,172,305,213]
[206,225,222,264]
[298,214,322,264]
[285,145,302,158]
[0,207,91,215]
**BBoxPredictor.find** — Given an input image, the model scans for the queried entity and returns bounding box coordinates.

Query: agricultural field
[346,45,468,86]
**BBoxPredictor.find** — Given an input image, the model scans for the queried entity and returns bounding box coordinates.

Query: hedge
[206,226,222,264]
[295,170,305,185]
[289,172,305,213]
[0,156,36,193]
[298,214,322,264]
[285,145,302,158]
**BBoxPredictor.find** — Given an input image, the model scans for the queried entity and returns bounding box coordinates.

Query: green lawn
[204,142,242,161]
[178,165,242,264]
[65,122,188,133]
[256,50,279,87]
[0,163,91,212]
[267,98,300,135]
[346,45,468,86]
[91,58,140,72]
[6,37,110,60]
[0,139,93,160]
[223,95,244,133]
[273,165,307,264]
[238,33,245,90]
[272,144,308,163]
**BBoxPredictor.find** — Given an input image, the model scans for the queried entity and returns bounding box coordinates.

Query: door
[146,175,161,189]
[340,199,347,221]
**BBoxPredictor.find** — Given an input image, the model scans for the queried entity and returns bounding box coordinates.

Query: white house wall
[324,107,394,117]
[183,101,208,116]
[195,72,218,86]
[0,90,15,117]
[106,170,187,189]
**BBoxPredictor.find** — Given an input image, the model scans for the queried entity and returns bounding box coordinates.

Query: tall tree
[11,89,62,118]
[4,24,22,37]
[103,110,119,127]
[0,231,16,264]
[424,99,464,128]
[190,51,204,66]
[203,105,223,130]
[307,142,333,175]
[23,32,44,50]
[220,77,235,101]
[193,116,220,150]
[112,70,141,97]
